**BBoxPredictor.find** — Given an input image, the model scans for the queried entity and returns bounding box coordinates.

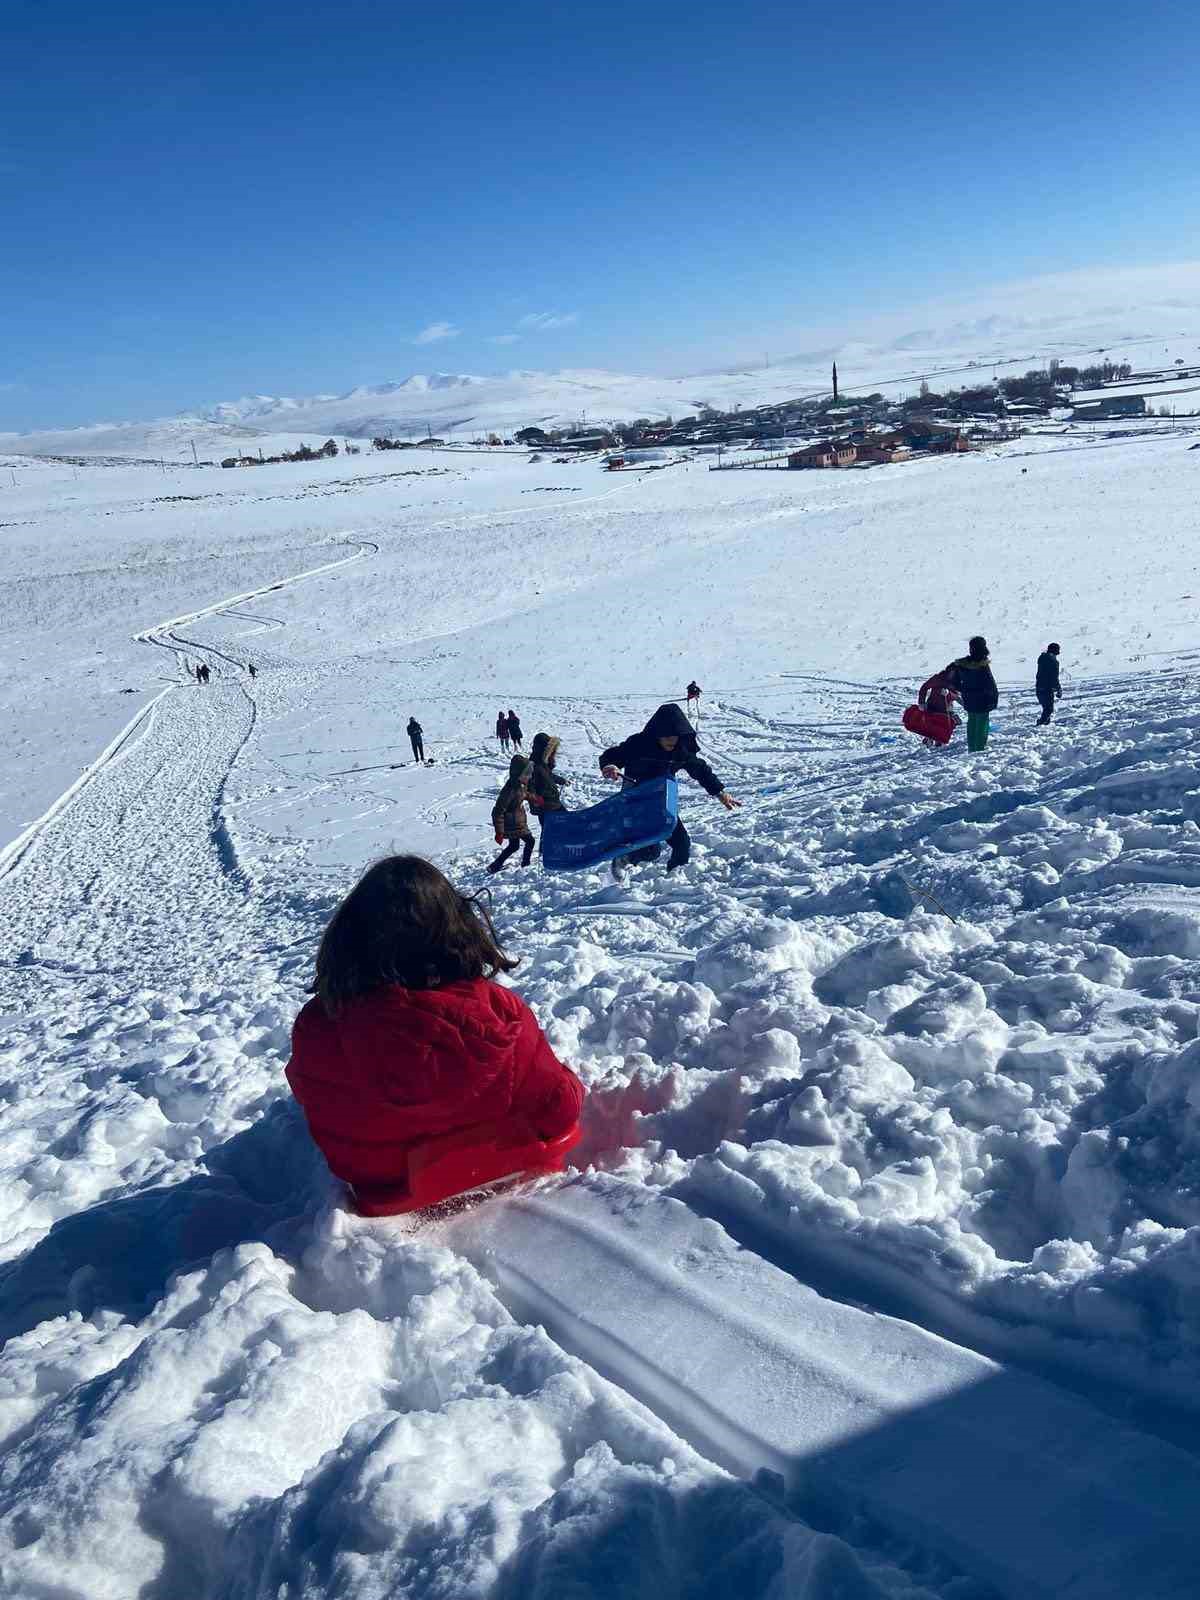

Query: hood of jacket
[954,655,992,672]
[530,733,559,766]
[507,754,531,781]
[642,702,698,752]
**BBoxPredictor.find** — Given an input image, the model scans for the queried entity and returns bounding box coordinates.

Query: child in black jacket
[599,703,739,874]
[950,637,999,752]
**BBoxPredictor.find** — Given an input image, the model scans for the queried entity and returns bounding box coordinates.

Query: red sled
[902,704,955,745]
[355,1116,581,1215]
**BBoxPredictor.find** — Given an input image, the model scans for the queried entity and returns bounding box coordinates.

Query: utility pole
[190,438,198,467]
[832,362,839,403]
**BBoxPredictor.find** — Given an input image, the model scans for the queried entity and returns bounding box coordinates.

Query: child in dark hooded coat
[489,755,535,871]
[949,636,999,752]
[528,732,569,822]
[599,703,740,872]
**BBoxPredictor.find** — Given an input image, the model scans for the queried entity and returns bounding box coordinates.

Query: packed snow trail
[442,1176,1200,1600]
[2,678,254,973]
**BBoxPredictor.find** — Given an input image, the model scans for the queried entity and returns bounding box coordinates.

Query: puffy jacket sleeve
[680,751,724,797]
[983,667,999,710]
[598,736,631,772]
[510,999,585,1138]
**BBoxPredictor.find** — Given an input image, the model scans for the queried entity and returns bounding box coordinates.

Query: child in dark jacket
[286,855,584,1215]
[950,637,999,752]
[1035,643,1062,724]
[528,732,569,822]
[599,702,740,873]
[490,755,535,871]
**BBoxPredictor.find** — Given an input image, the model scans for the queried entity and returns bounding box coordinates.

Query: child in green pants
[951,637,999,751]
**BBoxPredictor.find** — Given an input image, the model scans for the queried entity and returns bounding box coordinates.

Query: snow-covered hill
[2,422,1200,1596]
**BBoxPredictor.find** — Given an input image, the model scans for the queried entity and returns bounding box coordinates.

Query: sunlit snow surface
[2,429,1200,1597]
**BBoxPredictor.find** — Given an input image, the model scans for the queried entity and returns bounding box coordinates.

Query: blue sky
[2,0,1198,430]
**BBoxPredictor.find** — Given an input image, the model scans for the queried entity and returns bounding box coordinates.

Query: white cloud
[517,311,579,332]
[413,321,460,345]
[488,333,521,345]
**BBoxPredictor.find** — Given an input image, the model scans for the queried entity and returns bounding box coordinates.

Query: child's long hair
[312,855,517,1016]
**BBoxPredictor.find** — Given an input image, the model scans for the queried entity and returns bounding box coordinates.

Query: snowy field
[2,426,1200,1597]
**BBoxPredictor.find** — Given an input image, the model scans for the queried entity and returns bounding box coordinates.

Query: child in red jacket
[286,855,584,1214]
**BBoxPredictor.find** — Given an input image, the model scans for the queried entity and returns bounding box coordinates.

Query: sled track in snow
[0,538,376,885]
[441,1178,1200,1600]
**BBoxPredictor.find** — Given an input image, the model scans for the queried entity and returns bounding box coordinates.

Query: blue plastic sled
[540,778,679,872]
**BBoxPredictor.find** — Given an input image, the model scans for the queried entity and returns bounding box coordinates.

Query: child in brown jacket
[489,756,535,872]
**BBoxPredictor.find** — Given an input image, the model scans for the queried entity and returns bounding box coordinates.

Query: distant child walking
[490,755,535,871]
[407,717,425,763]
[506,709,523,750]
[285,855,584,1215]
[496,711,511,754]
[1036,643,1062,724]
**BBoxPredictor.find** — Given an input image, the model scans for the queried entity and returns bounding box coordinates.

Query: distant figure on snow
[284,855,584,1215]
[600,702,740,877]
[248,663,257,679]
[407,717,425,763]
[686,681,702,724]
[490,755,535,872]
[528,733,570,826]
[496,711,511,754]
[506,709,523,750]
[1036,643,1062,725]
[196,662,211,685]
[949,636,999,752]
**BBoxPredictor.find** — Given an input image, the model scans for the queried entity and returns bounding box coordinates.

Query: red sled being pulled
[902,704,955,745]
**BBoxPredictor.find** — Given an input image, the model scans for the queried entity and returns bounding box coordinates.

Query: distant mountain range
[4,296,1198,460]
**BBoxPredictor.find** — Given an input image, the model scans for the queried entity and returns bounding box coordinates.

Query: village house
[788,439,857,469]
[787,419,967,471]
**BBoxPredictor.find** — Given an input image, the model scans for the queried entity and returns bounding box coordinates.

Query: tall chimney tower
[832,362,839,403]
